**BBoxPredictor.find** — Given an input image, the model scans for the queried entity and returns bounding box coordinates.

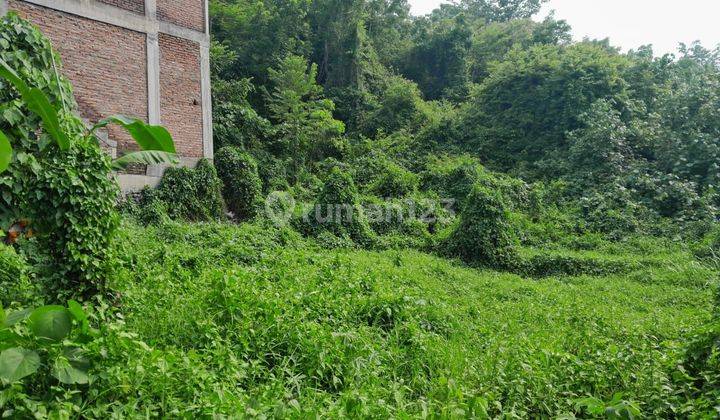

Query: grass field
[73,220,716,417]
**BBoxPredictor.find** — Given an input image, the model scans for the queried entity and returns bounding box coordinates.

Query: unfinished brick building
[0,0,212,191]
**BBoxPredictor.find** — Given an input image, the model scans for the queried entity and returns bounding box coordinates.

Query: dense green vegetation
[4,221,718,417]
[1,0,720,417]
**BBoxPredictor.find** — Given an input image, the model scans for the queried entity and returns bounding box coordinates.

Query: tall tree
[210,0,312,95]
[459,0,548,22]
[400,13,473,100]
[462,43,629,179]
[266,55,346,177]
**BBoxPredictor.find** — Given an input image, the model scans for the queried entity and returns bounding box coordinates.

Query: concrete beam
[200,43,213,159]
[23,0,152,32]
[146,156,203,177]
[158,21,207,45]
[115,174,161,193]
[20,0,208,45]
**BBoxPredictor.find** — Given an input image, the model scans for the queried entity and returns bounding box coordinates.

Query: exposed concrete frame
[145,0,160,126]
[18,0,209,46]
[146,33,161,125]
[201,0,213,159]
[8,0,213,190]
[200,44,213,159]
[144,0,156,18]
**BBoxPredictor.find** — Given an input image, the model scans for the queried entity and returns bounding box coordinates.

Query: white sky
[408,0,720,56]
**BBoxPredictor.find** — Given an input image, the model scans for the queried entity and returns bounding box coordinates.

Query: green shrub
[423,155,529,210]
[442,184,518,268]
[253,150,291,193]
[519,252,637,278]
[577,187,643,238]
[693,225,720,262]
[369,161,419,197]
[152,159,225,222]
[0,244,24,285]
[215,146,263,221]
[632,173,712,221]
[137,193,171,226]
[302,167,374,247]
[680,292,720,416]
[362,192,455,240]
[423,155,480,206]
[0,14,119,293]
[0,244,39,306]
[0,301,100,414]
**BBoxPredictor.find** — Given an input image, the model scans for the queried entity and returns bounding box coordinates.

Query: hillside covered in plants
[1,0,720,417]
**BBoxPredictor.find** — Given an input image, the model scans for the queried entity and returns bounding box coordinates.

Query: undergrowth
[3,220,715,417]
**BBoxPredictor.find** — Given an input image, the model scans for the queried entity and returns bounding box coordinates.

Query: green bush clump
[693,225,720,262]
[301,167,375,247]
[215,146,263,221]
[151,159,225,222]
[442,184,519,268]
[0,244,40,306]
[362,192,455,240]
[423,155,530,210]
[576,187,644,238]
[422,155,480,206]
[0,244,25,285]
[680,288,720,416]
[0,14,119,293]
[137,193,171,226]
[519,252,637,278]
[368,160,419,198]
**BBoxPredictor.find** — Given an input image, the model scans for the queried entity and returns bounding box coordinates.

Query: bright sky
[408,0,720,56]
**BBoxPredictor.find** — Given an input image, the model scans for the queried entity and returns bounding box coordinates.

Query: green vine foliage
[442,184,519,269]
[302,167,375,247]
[215,146,263,221]
[0,14,119,295]
[152,159,225,222]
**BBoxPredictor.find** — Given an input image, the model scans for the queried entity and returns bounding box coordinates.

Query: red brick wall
[8,1,149,156]
[96,0,145,15]
[157,0,205,33]
[159,33,203,158]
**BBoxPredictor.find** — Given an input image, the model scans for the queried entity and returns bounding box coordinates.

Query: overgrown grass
[62,220,715,418]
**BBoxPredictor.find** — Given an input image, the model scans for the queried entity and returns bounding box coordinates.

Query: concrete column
[0,0,8,16]
[144,0,161,178]
[146,33,161,125]
[204,0,210,35]
[144,0,156,19]
[200,42,213,159]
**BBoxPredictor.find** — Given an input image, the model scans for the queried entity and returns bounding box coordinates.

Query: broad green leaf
[92,115,176,153]
[26,88,69,150]
[112,151,179,171]
[0,131,11,174]
[53,348,90,385]
[0,348,40,384]
[4,308,32,328]
[0,60,29,93]
[0,60,69,151]
[28,306,72,342]
[0,306,5,327]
